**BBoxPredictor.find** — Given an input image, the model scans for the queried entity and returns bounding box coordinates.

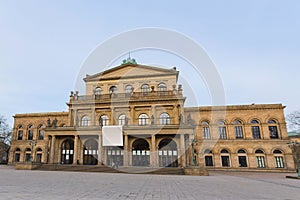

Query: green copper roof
[122,57,137,65]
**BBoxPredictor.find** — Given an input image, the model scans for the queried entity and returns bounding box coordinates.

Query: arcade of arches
[48,134,186,168]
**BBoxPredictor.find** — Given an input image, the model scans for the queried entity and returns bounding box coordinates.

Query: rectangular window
[38,130,44,140]
[17,130,23,140]
[256,156,265,168]
[218,127,227,139]
[275,156,284,168]
[14,153,20,162]
[221,156,230,167]
[36,154,42,163]
[138,118,148,126]
[28,130,33,140]
[119,119,125,126]
[205,156,213,166]
[102,119,109,126]
[25,153,31,162]
[202,127,210,139]
[235,126,243,139]
[238,156,247,167]
[269,126,279,139]
[252,126,261,139]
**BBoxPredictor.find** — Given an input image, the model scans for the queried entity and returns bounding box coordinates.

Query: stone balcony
[69,90,184,104]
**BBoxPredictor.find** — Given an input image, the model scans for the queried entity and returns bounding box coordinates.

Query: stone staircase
[35,164,185,175]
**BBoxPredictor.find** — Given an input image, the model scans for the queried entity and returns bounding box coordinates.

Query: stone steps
[35,164,185,175]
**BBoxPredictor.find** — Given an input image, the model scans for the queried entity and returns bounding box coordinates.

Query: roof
[83,63,179,82]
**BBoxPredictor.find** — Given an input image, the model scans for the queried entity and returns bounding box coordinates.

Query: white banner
[102,126,123,146]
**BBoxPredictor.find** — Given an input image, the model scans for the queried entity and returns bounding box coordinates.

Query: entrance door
[61,139,74,164]
[132,139,150,166]
[107,147,124,167]
[83,139,98,165]
[158,139,178,167]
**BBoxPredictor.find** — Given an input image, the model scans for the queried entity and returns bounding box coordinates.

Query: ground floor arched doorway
[158,138,178,167]
[107,146,124,167]
[132,139,150,166]
[83,139,98,165]
[61,139,74,164]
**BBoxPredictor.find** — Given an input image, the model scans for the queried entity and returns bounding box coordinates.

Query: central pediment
[84,63,178,82]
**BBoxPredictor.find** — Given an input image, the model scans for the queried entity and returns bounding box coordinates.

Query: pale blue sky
[1,0,300,126]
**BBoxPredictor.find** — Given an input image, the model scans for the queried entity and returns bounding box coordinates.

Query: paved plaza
[0,165,300,200]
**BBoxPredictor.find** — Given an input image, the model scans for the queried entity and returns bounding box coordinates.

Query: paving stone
[0,166,300,200]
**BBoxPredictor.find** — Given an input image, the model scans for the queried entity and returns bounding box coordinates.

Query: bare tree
[0,115,12,145]
[286,111,300,133]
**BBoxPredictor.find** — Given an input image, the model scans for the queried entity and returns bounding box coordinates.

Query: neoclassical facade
[9,60,295,171]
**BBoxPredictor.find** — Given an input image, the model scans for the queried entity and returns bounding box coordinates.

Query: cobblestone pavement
[0,165,300,200]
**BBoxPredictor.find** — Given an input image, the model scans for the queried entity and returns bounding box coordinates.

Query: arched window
[255,149,264,154]
[251,119,261,139]
[255,149,266,168]
[109,86,117,94]
[159,112,170,125]
[220,149,230,167]
[118,114,127,126]
[95,87,102,95]
[237,149,247,167]
[237,149,246,154]
[217,120,227,139]
[27,125,34,140]
[141,84,149,93]
[100,115,109,126]
[202,121,210,139]
[268,119,279,139]
[158,83,167,92]
[220,149,229,154]
[234,120,243,139]
[273,149,282,154]
[17,125,24,140]
[38,125,46,140]
[273,149,284,168]
[81,116,90,127]
[138,114,149,126]
[125,85,134,94]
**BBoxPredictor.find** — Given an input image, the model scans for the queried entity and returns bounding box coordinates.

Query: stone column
[175,105,180,124]
[151,134,157,167]
[180,134,186,167]
[98,134,103,165]
[92,108,96,126]
[74,109,78,126]
[123,134,129,166]
[73,135,78,164]
[50,135,56,164]
[130,106,135,125]
[110,107,115,125]
[188,134,193,166]
[151,105,156,124]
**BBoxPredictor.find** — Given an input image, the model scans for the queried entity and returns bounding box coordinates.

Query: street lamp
[29,140,37,162]
[287,141,300,177]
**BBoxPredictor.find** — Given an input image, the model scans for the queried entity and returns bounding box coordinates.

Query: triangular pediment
[84,64,178,81]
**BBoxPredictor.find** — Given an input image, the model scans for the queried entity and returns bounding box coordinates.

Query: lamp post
[287,141,300,177]
[29,140,37,162]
